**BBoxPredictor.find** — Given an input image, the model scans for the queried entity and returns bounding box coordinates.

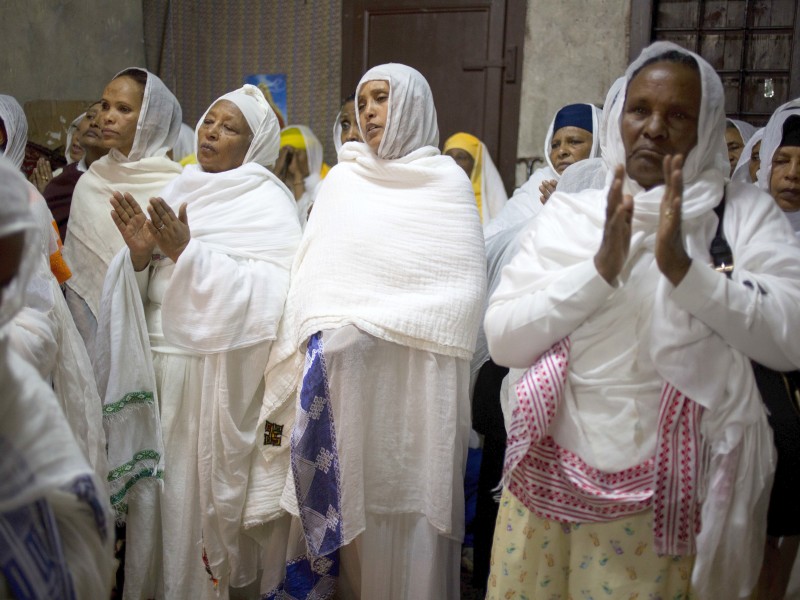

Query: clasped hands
[110,192,190,271]
[594,155,692,287]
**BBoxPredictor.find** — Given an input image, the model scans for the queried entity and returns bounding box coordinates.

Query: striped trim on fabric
[109,468,164,510]
[107,449,161,483]
[503,337,703,556]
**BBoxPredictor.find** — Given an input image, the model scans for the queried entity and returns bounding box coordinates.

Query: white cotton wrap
[245,141,487,526]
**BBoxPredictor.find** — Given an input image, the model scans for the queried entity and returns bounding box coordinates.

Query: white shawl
[244,65,487,525]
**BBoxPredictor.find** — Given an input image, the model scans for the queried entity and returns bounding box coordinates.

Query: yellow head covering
[444,132,483,219]
[280,126,331,178]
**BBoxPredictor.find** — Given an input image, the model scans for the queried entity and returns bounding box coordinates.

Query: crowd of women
[2,39,800,600]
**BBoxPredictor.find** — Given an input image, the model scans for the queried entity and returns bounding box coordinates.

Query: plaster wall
[0,0,146,104]
[515,0,631,185]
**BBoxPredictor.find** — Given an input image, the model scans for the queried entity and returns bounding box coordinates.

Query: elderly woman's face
[549,126,593,174]
[99,76,144,157]
[339,100,362,145]
[621,61,701,190]
[769,145,800,211]
[358,80,390,152]
[197,100,252,173]
[725,125,744,176]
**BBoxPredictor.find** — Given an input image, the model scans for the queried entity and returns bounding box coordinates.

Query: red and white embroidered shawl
[503,337,705,556]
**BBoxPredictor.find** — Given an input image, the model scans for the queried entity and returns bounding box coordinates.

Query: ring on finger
[157,223,166,231]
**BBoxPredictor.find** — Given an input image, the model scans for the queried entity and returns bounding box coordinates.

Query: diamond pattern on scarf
[286,333,342,597]
[0,498,76,600]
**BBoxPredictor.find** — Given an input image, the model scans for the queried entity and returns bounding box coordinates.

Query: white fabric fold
[732,128,764,183]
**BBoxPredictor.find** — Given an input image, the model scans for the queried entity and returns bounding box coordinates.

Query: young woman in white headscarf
[246,63,486,599]
[98,84,301,600]
[62,68,183,356]
[484,102,602,239]
[0,155,114,600]
[484,42,800,600]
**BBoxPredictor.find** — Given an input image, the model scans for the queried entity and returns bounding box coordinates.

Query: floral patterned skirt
[485,489,694,600]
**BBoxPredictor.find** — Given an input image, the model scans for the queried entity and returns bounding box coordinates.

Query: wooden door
[342,0,526,192]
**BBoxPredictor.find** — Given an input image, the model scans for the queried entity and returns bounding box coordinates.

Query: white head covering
[0,95,28,170]
[603,41,729,196]
[280,124,324,175]
[64,112,85,165]
[559,78,626,195]
[198,84,281,168]
[110,67,182,163]
[543,102,603,180]
[356,63,439,159]
[755,98,800,191]
[732,127,764,183]
[727,118,757,146]
[0,155,38,330]
[171,122,195,162]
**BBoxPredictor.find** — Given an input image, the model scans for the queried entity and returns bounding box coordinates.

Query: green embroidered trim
[103,391,154,415]
[110,467,164,508]
[107,449,161,483]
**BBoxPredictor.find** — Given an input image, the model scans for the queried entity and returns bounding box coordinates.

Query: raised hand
[594,165,634,284]
[29,157,53,194]
[110,191,156,271]
[655,155,692,286]
[539,179,557,205]
[147,197,190,264]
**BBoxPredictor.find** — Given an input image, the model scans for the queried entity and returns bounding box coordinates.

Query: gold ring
[664,209,673,218]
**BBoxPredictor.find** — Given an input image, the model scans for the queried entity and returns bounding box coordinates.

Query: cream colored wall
[515,0,631,186]
[0,0,146,104]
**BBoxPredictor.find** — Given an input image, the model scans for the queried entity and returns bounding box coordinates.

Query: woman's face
[358,80,390,152]
[445,148,475,178]
[197,100,252,173]
[749,140,761,182]
[621,61,701,190]
[769,145,800,211]
[80,103,103,150]
[725,125,744,176]
[99,76,144,157]
[339,100,362,145]
[549,126,593,174]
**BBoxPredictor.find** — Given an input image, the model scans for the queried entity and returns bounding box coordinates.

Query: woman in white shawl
[249,63,486,599]
[484,42,800,599]
[484,102,602,239]
[98,84,301,599]
[62,67,183,355]
[0,155,114,600]
[332,94,362,156]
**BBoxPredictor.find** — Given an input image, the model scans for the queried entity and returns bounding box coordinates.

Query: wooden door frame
[341,0,526,191]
